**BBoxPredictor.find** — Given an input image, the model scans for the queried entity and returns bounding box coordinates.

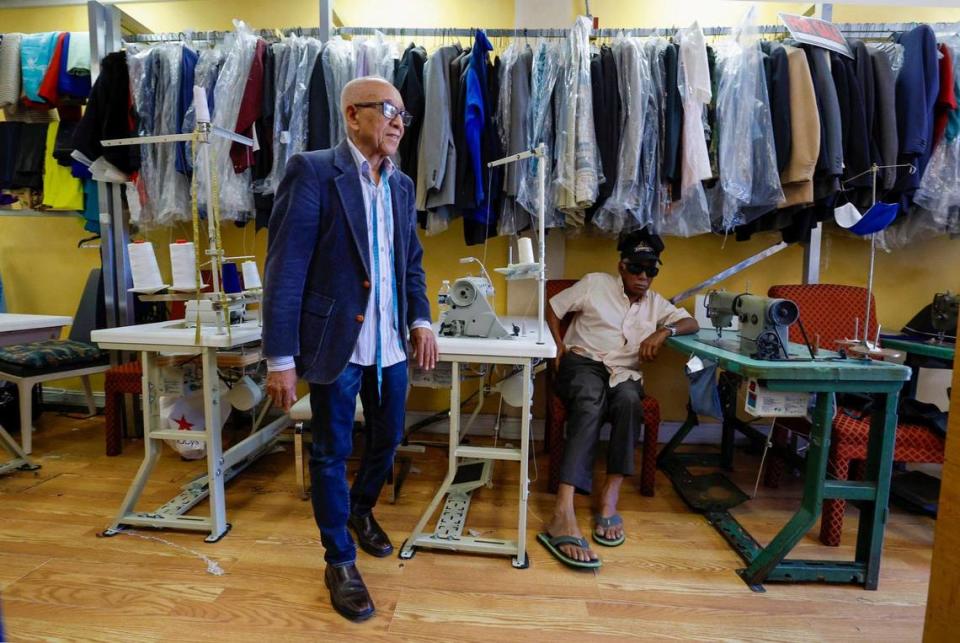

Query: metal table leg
[105,350,163,535]
[857,392,899,590]
[200,347,229,542]
[0,421,40,476]
[738,392,835,588]
[513,361,531,569]
[400,361,461,560]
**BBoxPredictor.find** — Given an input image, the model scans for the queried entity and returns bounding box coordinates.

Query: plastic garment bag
[263,36,320,196]
[593,38,651,234]
[517,39,563,229]
[284,38,322,181]
[880,40,960,249]
[553,15,602,228]
[660,23,713,237]
[353,31,397,84]
[128,43,190,226]
[713,7,783,231]
[180,47,223,177]
[195,21,257,221]
[642,39,669,233]
[322,37,356,147]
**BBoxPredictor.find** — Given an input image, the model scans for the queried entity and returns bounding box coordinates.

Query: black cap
[618,228,664,265]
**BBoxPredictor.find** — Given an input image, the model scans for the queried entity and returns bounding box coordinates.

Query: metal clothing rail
[123,21,960,45]
[125,27,326,43]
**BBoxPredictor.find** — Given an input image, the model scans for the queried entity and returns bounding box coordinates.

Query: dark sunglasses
[353,101,414,126]
[624,263,659,278]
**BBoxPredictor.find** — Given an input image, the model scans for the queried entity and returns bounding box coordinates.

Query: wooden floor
[0,412,935,642]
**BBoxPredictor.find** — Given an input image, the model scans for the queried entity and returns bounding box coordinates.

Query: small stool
[104,361,143,456]
[291,393,412,503]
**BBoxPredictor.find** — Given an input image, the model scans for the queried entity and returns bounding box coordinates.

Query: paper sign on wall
[779,13,853,59]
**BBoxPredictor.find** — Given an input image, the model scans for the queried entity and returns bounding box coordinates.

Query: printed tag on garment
[686,355,705,374]
[279,130,291,144]
[251,123,260,153]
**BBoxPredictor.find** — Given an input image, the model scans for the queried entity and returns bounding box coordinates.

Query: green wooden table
[660,331,911,591]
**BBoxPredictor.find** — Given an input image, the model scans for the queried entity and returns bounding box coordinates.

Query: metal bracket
[670,242,790,304]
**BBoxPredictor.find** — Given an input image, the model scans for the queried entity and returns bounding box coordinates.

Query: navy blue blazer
[262,140,432,384]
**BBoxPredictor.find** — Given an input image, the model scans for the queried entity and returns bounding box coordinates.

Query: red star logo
[175,414,194,431]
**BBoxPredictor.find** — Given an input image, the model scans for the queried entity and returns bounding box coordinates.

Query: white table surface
[0,313,73,332]
[435,317,556,360]
[91,319,263,349]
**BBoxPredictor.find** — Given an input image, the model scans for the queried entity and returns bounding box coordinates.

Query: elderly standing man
[263,76,438,622]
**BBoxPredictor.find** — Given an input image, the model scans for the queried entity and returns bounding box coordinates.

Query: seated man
[539,230,699,568]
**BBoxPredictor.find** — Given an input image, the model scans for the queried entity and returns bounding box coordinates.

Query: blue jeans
[308,361,407,566]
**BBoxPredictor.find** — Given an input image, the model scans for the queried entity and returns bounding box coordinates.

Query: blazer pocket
[303,292,335,317]
[301,293,335,370]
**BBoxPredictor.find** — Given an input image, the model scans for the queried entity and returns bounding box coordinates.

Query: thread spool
[241,261,262,290]
[517,237,535,265]
[128,241,165,291]
[170,240,199,290]
[221,262,242,293]
[193,86,210,124]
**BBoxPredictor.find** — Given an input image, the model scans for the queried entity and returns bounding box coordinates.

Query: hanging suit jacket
[262,140,431,384]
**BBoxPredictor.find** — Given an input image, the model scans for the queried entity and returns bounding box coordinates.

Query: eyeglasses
[353,101,413,126]
[624,263,660,278]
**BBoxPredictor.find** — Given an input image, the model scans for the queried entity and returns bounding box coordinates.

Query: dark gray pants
[558,352,644,495]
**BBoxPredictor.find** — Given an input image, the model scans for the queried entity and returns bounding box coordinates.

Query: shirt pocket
[623,319,656,347]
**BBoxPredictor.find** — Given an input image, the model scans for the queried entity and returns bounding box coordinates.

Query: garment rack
[124,21,960,45]
[98,8,957,346]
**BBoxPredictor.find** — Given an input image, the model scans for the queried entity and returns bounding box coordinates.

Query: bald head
[340,76,401,116]
[340,75,406,166]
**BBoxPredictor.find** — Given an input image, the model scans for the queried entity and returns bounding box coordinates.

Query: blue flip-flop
[537,532,602,569]
[592,514,625,547]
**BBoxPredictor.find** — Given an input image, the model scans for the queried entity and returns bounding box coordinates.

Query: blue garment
[895,25,940,205]
[82,179,100,234]
[0,268,6,313]
[262,140,431,384]
[71,159,92,180]
[57,33,90,99]
[308,361,407,566]
[176,46,198,175]
[464,31,493,219]
[20,32,59,103]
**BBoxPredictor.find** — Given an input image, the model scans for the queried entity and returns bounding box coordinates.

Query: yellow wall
[2,1,959,420]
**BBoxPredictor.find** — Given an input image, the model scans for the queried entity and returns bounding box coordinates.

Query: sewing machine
[703,290,799,360]
[439,276,517,339]
[932,291,959,343]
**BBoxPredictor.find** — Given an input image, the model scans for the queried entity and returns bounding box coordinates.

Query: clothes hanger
[78,234,101,250]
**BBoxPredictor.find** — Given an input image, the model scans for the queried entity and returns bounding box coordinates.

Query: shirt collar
[346,137,395,183]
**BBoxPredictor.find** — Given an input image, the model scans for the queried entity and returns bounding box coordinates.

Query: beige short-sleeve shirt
[550,272,691,386]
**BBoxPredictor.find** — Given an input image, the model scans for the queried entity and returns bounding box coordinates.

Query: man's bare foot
[546,507,599,563]
[595,476,624,542]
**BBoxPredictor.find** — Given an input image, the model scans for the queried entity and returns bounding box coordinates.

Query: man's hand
[266,368,298,412]
[639,329,670,362]
[553,344,567,372]
[411,326,438,371]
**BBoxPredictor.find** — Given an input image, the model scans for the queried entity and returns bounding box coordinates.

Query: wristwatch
[663,324,678,337]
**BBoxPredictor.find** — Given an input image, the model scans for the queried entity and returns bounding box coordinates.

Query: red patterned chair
[762,284,945,546]
[103,360,142,456]
[545,279,661,497]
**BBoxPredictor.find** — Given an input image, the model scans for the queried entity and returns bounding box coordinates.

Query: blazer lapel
[333,141,371,279]
[389,172,407,277]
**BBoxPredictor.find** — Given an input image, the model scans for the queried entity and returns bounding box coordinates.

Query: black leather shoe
[348,512,393,557]
[324,563,375,622]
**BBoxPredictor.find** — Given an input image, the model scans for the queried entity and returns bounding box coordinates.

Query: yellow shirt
[41,120,84,211]
[550,272,691,386]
